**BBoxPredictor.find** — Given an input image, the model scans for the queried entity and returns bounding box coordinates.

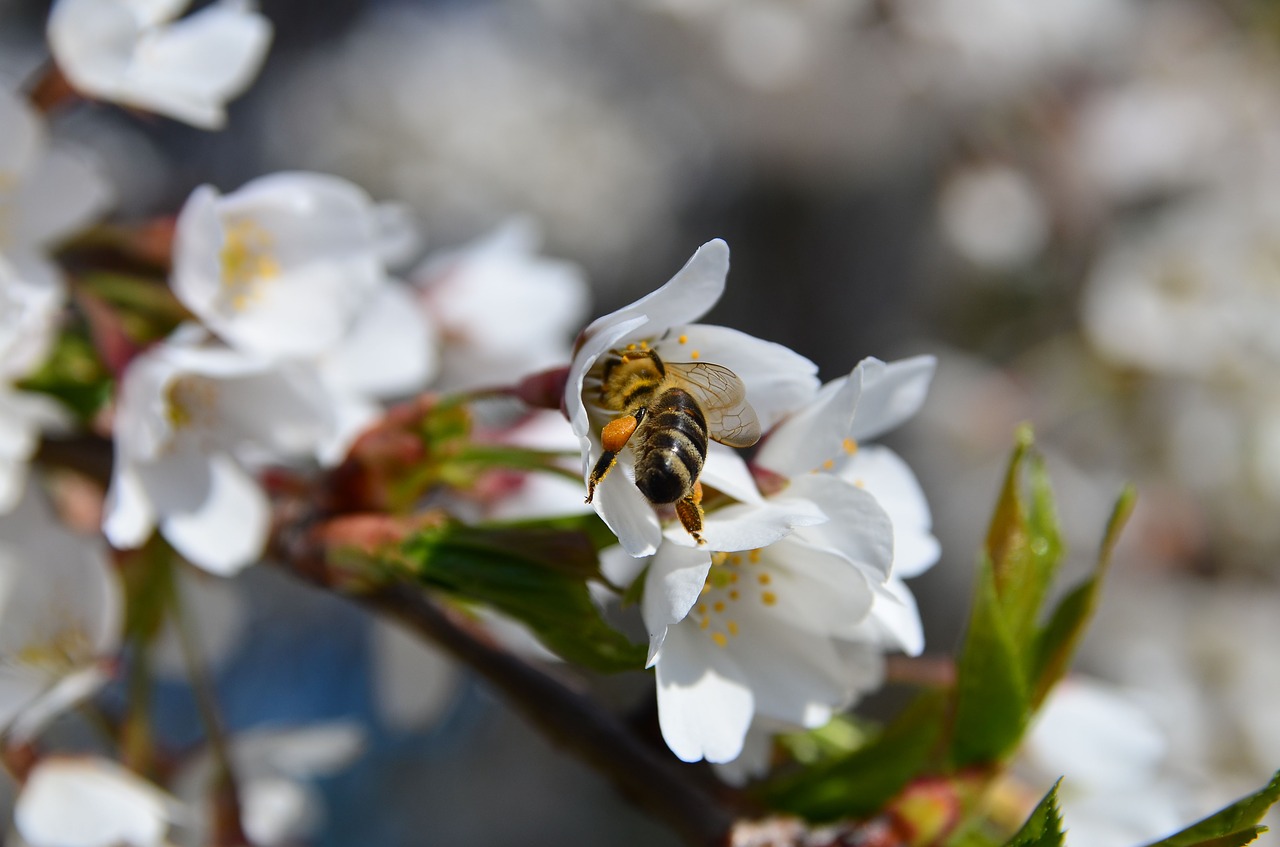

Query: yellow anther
[639,339,649,350]
[757,573,771,586]
[699,618,710,630]
[727,620,739,636]
[690,350,700,360]
[729,554,742,566]
[219,220,280,310]
[748,549,761,564]
[728,590,739,600]
[697,604,708,616]
[713,601,725,614]
[761,591,777,606]
[729,573,739,584]
[678,334,688,345]
[711,551,730,566]
[712,632,728,647]
[855,479,866,488]
[843,438,858,455]
[701,583,711,595]
[626,343,637,351]
[822,458,835,471]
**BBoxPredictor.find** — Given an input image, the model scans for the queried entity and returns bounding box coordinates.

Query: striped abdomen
[633,388,708,505]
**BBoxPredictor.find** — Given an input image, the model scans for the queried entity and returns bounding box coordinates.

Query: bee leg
[586,413,642,503]
[675,481,706,545]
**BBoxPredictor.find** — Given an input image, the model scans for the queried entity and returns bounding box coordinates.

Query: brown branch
[269,510,738,847]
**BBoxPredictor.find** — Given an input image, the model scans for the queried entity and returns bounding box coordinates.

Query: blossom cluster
[0,0,948,840]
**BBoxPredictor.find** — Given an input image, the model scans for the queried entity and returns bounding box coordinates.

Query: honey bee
[585,346,761,543]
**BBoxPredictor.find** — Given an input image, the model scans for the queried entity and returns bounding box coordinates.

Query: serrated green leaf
[1142,771,1280,847]
[1031,485,1135,707]
[951,556,1030,767]
[1002,779,1064,847]
[760,690,948,820]
[402,521,645,672]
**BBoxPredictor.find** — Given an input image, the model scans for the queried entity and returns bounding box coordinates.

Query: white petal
[159,452,268,575]
[102,459,157,550]
[0,88,43,176]
[371,617,460,731]
[6,146,113,250]
[698,442,763,504]
[730,615,851,727]
[655,622,755,763]
[373,202,421,268]
[115,2,271,129]
[1028,678,1167,791]
[755,372,862,478]
[671,494,828,552]
[591,454,663,557]
[848,356,936,442]
[241,776,315,846]
[565,239,728,437]
[323,281,437,398]
[9,665,110,743]
[712,721,777,786]
[856,577,925,656]
[659,323,819,430]
[786,474,894,583]
[16,757,174,847]
[642,544,713,666]
[839,445,939,579]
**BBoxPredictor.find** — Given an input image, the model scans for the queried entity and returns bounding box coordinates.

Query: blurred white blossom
[16,757,178,847]
[0,483,121,742]
[938,164,1049,271]
[103,327,335,575]
[47,0,272,130]
[172,172,408,361]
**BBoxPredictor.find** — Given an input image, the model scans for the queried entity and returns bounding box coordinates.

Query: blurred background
[4,0,1280,843]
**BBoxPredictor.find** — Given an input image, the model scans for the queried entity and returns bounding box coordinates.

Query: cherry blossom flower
[611,355,938,765]
[413,220,589,392]
[171,172,409,361]
[565,239,820,556]
[46,0,272,130]
[103,328,335,575]
[0,484,122,742]
[15,757,179,847]
[0,88,113,287]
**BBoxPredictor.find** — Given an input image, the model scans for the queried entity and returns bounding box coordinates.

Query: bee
[585,346,761,543]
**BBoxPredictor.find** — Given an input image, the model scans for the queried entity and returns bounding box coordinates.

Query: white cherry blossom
[103,327,335,575]
[565,239,820,556]
[414,220,589,392]
[0,484,122,742]
[15,757,178,847]
[627,471,893,764]
[171,172,404,361]
[47,0,272,130]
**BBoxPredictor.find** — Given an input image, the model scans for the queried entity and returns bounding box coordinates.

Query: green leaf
[1142,771,1280,847]
[1002,779,1064,847]
[401,521,645,673]
[761,690,948,821]
[78,272,188,343]
[950,555,1030,767]
[1031,485,1135,707]
[17,329,112,423]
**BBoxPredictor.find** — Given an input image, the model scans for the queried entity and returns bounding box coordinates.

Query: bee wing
[666,361,762,448]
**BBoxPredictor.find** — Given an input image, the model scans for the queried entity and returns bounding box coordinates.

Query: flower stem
[165,567,253,846]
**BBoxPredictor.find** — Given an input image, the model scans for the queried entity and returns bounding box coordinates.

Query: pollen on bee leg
[691,481,703,505]
[601,415,639,453]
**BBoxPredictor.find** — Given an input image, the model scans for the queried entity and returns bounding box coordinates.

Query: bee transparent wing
[666,361,762,448]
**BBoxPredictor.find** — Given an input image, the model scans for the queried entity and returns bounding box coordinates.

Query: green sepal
[1141,771,1280,847]
[760,690,948,821]
[1002,779,1064,847]
[400,520,646,673]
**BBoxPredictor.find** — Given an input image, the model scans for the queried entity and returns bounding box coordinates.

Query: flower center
[692,548,776,647]
[219,219,280,311]
[16,624,93,674]
[164,375,219,433]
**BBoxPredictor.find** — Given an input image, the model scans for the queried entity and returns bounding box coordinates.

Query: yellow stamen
[761,591,777,606]
[728,590,739,600]
[727,620,739,636]
[678,334,688,345]
[219,220,280,311]
[712,632,728,647]
[843,438,858,455]
[757,573,771,586]
[822,458,835,471]
[713,601,725,614]
[748,549,761,564]
[690,350,700,360]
